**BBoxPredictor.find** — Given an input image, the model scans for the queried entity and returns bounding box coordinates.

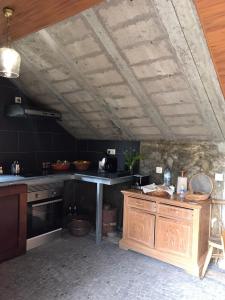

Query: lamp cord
[6,14,11,48]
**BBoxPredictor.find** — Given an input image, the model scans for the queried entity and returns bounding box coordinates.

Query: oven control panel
[27,182,64,203]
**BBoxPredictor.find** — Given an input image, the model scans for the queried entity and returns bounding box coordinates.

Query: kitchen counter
[0,171,133,244]
[73,170,133,185]
[0,173,74,187]
[0,171,133,186]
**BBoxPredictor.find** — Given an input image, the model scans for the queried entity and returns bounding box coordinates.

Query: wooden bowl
[185,192,210,201]
[69,218,91,236]
[73,160,91,171]
[147,190,170,198]
[51,162,70,171]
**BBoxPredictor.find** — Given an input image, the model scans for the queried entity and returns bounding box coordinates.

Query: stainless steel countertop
[0,171,133,187]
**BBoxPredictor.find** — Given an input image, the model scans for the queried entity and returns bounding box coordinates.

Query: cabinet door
[0,195,19,255]
[127,206,155,248]
[155,217,192,257]
[0,185,27,263]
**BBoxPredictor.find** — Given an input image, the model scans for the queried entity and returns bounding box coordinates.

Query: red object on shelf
[73,160,91,171]
[51,163,70,171]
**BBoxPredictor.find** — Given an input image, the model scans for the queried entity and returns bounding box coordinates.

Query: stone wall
[140,141,225,230]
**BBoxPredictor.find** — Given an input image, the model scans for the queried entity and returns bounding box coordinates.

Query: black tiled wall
[0,78,78,174]
[0,78,140,174]
[77,140,140,171]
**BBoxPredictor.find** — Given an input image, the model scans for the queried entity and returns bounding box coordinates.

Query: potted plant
[124,149,143,174]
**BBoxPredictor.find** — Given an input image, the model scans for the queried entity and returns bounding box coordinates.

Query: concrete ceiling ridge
[97,0,155,29]
[174,0,225,138]
[152,0,224,141]
[83,7,175,139]
[37,29,135,140]
[128,55,175,69]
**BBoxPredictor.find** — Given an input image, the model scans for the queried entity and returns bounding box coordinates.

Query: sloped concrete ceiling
[12,0,225,141]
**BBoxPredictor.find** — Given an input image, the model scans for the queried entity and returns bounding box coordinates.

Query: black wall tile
[77,140,140,171]
[0,131,18,152]
[52,133,76,152]
[0,78,78,173]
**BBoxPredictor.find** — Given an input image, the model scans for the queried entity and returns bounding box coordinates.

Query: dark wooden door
[0,185,27,263]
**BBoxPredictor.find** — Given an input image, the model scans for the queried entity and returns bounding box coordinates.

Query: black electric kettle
[99,154,117,173]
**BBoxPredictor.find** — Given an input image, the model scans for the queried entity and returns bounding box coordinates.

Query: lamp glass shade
[0,47,21,78]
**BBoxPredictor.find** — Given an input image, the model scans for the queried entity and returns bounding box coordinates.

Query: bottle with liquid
[15,161,20,175]
[179,185,185,201]
[11,161,20,175]
[177,171,187,194]
[11,161,16,175]
[164,166,172,186]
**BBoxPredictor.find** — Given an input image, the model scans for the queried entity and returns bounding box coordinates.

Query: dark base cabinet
[0,184,27,263]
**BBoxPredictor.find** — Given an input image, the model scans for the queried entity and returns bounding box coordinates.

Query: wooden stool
[201,231,225,279]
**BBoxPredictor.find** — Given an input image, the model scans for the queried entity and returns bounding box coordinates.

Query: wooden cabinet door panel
[158,204,193,220]
[156,217,192,257]
[0,195,19,253]
[0,184,27,263]
[127,207,155,248]
[128,197,156,213]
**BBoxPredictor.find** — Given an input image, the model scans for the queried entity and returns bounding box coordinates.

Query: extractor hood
[5,104,61,119]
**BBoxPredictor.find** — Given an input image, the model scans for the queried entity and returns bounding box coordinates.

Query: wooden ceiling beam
[0,0,103,43]
[195,0,225,101]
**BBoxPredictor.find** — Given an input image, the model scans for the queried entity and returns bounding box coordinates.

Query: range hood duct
[5,104,61,119]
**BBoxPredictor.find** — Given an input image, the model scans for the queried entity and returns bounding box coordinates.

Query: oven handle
[31,198,63,207]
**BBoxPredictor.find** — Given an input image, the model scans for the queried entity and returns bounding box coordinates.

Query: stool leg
[201,245,213,279]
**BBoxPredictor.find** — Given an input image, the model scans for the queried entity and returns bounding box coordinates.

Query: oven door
[27,198,63,239]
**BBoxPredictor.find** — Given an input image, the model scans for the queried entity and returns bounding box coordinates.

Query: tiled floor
[0,234,225,300]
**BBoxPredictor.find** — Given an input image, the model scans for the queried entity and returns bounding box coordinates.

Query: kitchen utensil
[73,160,91,171]
[99,154,117,173]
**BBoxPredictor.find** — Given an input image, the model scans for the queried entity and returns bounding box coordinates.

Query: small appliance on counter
[98,153,118,173]
[132,174,150,189]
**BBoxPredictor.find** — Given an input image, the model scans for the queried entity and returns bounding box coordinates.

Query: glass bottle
[164,166,171,186]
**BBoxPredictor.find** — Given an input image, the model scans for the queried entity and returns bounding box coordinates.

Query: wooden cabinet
[155,216,192,257]
[126,206,155,248]
[119,191,210,277]
[0,184,27,263]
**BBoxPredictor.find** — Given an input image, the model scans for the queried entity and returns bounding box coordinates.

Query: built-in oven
[26,181,64,250]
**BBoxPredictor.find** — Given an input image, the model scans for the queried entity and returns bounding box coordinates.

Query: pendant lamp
[0,7,21,78]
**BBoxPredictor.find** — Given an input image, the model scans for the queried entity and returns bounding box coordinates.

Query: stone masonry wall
[140,141,225,231]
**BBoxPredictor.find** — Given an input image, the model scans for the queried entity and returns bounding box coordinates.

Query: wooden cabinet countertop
[122,189,211,209]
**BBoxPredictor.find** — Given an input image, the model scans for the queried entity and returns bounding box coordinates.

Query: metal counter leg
[96,183,103,244]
